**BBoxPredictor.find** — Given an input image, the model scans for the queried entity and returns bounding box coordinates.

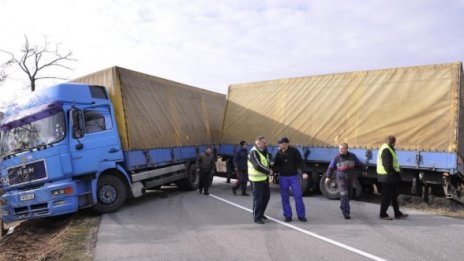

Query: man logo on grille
[20,156,28,168]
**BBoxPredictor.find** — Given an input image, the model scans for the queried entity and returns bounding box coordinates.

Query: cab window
[84,106,113,134]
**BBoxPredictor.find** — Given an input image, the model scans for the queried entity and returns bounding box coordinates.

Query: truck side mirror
[71,108,85,139]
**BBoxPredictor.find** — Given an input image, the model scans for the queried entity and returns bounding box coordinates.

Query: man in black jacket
[377,135,408,220]
[197,146,215,195]
[273,137,308,222]
[232,140,250,196]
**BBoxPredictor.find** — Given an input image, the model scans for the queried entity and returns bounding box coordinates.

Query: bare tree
[0,59,12,85]
[0,35,76,92]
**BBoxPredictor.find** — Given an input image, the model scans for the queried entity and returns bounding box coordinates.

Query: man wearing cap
[197,146,215,195]
[248,136,273,224]
[377,135,408,220]
[232,140,250,196]
[273,137,308,222]
[325,142,365,219]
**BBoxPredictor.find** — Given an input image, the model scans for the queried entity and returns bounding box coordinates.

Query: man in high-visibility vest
[248,136,273,224]
[377,135,408,220]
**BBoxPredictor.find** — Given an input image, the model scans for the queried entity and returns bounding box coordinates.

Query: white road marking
[209,193,387,261]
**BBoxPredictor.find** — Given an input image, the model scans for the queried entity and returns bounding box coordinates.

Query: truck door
[69,105,123,175]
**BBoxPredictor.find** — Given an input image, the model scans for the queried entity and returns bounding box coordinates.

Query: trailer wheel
[307,171,321,194]
[209,170,215,187]
[177,164,199,190]
[352,178,362,198]
[320,173,339,199]
[93,175,127,214]
[300,175,309,196]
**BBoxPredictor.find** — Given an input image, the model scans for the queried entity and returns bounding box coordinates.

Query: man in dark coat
[273,137,308,222]
[197,146,215,195]
[232,140,250,196]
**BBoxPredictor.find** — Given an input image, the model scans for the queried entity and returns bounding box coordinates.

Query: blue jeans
[279,175,306,218]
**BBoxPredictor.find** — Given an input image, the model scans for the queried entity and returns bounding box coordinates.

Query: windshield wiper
[28,143,49,152]
[1,148,24,160]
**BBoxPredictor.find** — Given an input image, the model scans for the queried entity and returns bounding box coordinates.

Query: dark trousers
[338,175,352,217]
[279,175,306,218]
[252,180,270,221]
[232,170,248,194]
[199,169,211,193]
[380,183,402,217]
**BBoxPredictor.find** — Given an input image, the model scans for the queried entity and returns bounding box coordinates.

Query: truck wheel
[307,171,320,194]
[300,175,309,196]
[352,178,362,198]
[362,182,374,196]
[93,175,127,214]
[177,164,199,190]
[320,173,339,199]
[209,170,215,187]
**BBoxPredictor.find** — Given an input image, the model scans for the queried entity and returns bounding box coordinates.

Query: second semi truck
[219,62,464,203]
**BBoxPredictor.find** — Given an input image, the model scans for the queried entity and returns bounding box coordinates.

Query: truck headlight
[50,186,73,196]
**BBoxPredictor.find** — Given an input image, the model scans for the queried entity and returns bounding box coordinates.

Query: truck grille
[14,203,49,217]
[7,160,47,186]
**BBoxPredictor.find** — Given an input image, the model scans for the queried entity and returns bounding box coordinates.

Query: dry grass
[0,210,100,261]
[359,193,464,219]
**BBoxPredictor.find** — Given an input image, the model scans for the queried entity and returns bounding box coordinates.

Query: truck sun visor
[0,101,64,131]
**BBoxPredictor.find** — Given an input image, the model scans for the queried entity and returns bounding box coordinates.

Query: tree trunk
[31,79,35,92]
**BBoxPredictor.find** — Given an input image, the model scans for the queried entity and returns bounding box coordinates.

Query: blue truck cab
[0,83,206,224]
[0,84,124,223]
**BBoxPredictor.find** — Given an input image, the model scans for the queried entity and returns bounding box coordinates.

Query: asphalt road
[94,178,464,261]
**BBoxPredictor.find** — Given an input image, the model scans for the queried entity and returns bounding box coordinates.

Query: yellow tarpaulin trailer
[73,67,226,150]
[221,62,464,153]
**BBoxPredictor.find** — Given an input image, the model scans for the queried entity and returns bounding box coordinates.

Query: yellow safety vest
[377,143,400,174]
[248,146,270,182]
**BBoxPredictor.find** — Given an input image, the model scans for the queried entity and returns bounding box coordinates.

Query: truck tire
[93,175,127,214]
[177,164,199,190]
[209,170,215,187]
[352,178,362,198]
[320,172,339,199]
[300,175,309,196]
[320,173,363,200]
[307,171,320,194]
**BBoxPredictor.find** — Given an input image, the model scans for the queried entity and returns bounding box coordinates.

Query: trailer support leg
[1,218,6,238]
[423,184,429,203]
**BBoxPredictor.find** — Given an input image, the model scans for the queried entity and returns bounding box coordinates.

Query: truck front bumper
[1,179,78,223]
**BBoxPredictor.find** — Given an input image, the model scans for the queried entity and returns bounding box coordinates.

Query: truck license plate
[20,193,35,201]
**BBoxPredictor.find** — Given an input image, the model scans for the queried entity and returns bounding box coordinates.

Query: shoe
[380,216,394,220]
[262,216,268,220]
[204,191,209,195]
[344,216,351,220]
[232,189,237,196]
[298,217,307,222]
[285,217,292,222]
[242,193,250,196]
[198,189,203,194]
[254,219,264,224]
[395,213,409,219]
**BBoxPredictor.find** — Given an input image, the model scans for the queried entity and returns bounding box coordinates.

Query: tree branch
[1,35,76,91]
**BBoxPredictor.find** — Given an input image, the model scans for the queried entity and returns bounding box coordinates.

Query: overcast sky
[1,0,463,102]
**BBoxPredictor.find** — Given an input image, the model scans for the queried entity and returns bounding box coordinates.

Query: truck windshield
[0,111,66,155]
